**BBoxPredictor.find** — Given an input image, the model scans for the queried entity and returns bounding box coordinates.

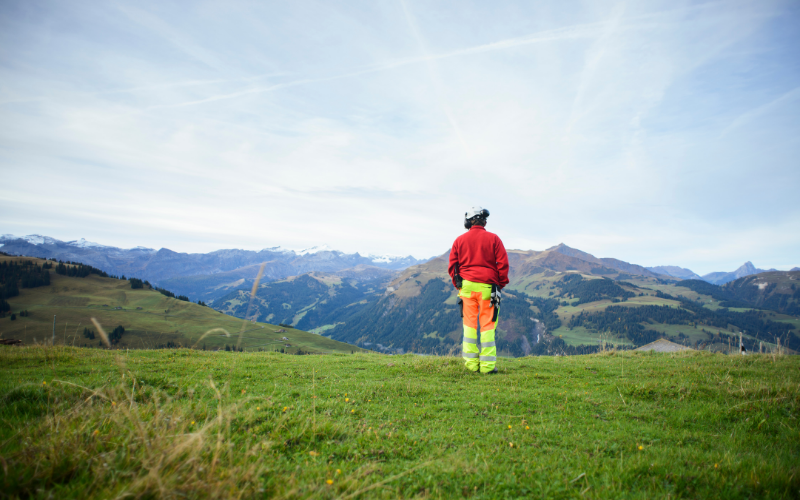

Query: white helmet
[464,206,490,229]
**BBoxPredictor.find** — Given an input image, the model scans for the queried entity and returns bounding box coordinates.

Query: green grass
[309,323,344,335]
[550,326,633,347]
[0,256,363,355]
[1,346,797,498]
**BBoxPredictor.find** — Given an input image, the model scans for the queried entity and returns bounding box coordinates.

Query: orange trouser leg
[477,295,498,373]
[461,291,481,372]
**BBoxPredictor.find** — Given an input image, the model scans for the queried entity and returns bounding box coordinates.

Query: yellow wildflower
[326,479,333,485]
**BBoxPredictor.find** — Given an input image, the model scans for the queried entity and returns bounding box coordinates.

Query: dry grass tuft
[2,353,268,498]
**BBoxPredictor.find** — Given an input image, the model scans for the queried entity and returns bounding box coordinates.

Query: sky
[0,0,798,275]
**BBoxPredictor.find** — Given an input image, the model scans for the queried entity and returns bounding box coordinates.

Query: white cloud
[0,0,798,273]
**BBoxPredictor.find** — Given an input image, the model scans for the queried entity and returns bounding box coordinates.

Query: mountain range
[0,233,791,299]
[0,234,428,291]
[647,261,780,284]
[3,234,798,356]
[315,245,799,355]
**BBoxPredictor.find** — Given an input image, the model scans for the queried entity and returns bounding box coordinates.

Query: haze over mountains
[648,261,779,285]
[0,234,790,299]
[2,233,798,356]
[0,234,427,279]
[221,243,798,356]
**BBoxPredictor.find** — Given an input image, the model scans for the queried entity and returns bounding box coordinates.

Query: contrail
[153,3,724,110]
[153,19,610,109]
[398,0,470,155]
[720,86,800,138]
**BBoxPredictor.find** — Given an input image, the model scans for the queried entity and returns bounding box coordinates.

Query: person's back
[448,207,509,374]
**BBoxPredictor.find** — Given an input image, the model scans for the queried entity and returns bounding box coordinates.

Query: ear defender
[463,206,490,229]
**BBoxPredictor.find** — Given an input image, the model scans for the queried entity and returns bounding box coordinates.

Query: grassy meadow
[1,346,798,499]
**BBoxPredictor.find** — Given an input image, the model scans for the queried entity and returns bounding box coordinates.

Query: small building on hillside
[634,339,693,353]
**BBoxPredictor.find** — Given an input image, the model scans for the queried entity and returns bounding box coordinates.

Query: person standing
[448,207,509,374]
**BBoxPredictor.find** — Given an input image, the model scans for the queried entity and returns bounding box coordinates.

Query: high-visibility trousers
[459,280,498,373]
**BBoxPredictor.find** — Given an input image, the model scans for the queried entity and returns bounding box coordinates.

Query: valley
[3,236,798,358]
[211,245,800,357]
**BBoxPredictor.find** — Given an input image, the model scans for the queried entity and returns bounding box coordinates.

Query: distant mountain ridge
[699,261,778,285]
[647,261,783,285]
[646,265,702,280]
[546,243,660,277]
[0,234,429,285]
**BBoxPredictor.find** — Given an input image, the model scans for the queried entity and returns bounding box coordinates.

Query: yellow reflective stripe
[460,280,493,300]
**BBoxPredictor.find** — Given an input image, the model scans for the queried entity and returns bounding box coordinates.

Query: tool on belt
[454,264,464,317]
[490,284,501,322]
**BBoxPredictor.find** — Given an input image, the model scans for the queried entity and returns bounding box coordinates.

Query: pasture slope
[0,255,364,355]
[1,346,798,499]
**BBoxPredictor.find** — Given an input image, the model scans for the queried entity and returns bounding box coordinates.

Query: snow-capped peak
[68,238,109,249]
[368,254,410,264]
[1,234,61,245]
[262,246,296,254]
[368,254,397,264]
[297,245,333,256]
[260,245,335,255]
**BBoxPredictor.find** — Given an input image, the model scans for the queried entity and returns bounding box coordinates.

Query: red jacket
[448,225,509,289]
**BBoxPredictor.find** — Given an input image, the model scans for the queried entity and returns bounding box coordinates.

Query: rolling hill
[0,254,365,354]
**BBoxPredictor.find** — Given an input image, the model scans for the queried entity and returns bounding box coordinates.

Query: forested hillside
[213,270,392,334]
[327,278,569,356]
[321,254,800,356]
[207,245,800,357]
